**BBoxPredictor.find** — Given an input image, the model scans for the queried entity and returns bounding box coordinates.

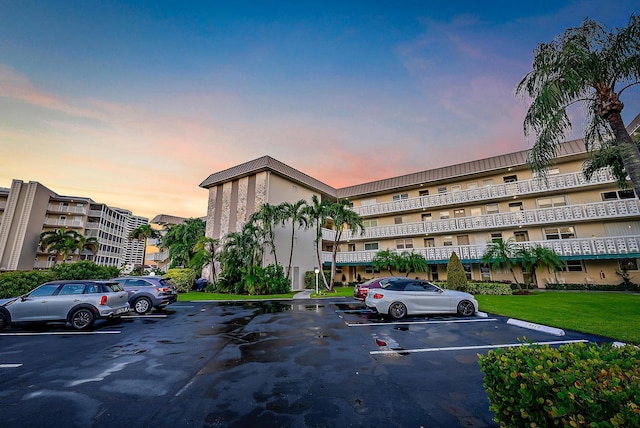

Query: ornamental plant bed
[479,342,640,427]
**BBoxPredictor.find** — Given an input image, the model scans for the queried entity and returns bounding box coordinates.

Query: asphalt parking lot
[0,297,613,427]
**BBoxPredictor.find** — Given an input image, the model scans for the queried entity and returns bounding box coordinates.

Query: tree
[280,200,309,280]
[400,251,430,278]
[371,249,399,275]
[517,16,640,198]
[159,218,206,268]
[481,238,522,292]
[39,228,96,265]
[304,195,332,290]
[249,203,283,268]
[516,245,564,287]
[192,236,220,285]
[128,223,160,269]
[447,251,467,291]
[326,200,364,291]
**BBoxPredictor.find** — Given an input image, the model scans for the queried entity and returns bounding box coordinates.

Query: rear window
[104,282,124,292]
[381,280,410,291]
[160,278,177,288]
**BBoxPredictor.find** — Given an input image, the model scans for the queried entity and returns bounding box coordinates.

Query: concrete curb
[507,318,565,336]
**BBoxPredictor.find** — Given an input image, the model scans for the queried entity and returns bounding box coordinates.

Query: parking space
[0,298,616,428]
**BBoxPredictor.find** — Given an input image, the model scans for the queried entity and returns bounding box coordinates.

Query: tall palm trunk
[606,111,640,200]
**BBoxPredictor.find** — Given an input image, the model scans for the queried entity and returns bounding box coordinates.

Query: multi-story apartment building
[146,214,187,272]
[0,179,147,271]
[200,119,640,291]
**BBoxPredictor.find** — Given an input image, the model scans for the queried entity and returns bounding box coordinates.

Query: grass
[179,287,640,344]
[476,292,640,344]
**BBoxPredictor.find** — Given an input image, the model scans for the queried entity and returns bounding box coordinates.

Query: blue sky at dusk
[1,1,638,219]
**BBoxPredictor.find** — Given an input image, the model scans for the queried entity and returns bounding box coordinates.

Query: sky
[1,1,639,221]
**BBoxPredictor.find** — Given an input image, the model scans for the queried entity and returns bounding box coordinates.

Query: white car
[0,280,130,330]
[365,278,478,320]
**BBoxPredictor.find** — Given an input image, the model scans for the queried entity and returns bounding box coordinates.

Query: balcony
[34,260,56,269]
[43,218,84,228]
[47,204,87,215]
[147,251,169,262]
[342,199,640,241]
[351,170,615,217]
[322,235,640,265]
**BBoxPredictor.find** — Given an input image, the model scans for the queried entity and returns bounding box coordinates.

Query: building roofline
[199,155,338,198]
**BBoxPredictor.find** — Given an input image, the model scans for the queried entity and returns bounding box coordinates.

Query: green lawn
[476,292,640,344]
[179,288,640,344]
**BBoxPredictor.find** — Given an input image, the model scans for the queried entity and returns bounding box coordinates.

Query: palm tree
[371,249,399,275]
[192,236,220,285]
[481,238,522,292]
[517,16,640,198]
[249,203,283,268]
[326,200,364,291]
[128,224,160,269]
[280,200,309,280]
[39,228,87,264]
[400,251,429,278]
[304,195,332,290]
[159,218,206,268]
[516,245,564,287]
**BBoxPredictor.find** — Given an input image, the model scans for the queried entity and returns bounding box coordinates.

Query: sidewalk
[293,290,313,299]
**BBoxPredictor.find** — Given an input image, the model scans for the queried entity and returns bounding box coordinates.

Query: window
[508,202,523,212]
[457,235,469,245]
[503,175,518,183]
[537,196,567,208]
[424,238,435,247]
[467,182,478,189]
[480,266,491,281]
[514,231,529,242]
[453,209,465,218]
[419,189,430,196]
[394,217,403,224]
[544,227,575,240]
[490,232,502,242]
[365,266,380,274]
[532,168,560,177]
[470,207,482,217]
[443,236,453,246]
[437,186,447,194]
[429,265,439,281]
[363,219,378,228]
[360,198,377,206]
[440,211,450,220]
[618,258,638,271]
[392,193,409,201]
[348,244,356,252]
[561,260,584,272]
[395,239,414,250]
[463,264,472,280]
[421,213,432,221]
[486,204,499,214]
[450,185,462,192]
[29,284,59,297]
[59,284,86,295]
[483,179,494,187]
[601,190,636,201]
[364,242,379,251]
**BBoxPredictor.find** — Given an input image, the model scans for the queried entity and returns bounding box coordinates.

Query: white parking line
[0,331,121,336]
[0,364,23,368]
[370,339,589,355]
[347,318,498,327]
[122,314,167,318]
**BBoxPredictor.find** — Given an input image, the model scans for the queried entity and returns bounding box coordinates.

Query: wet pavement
[0,298,614,427]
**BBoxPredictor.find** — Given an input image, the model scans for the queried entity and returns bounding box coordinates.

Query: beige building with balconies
[200,118,640,290]
[0,180,147,271]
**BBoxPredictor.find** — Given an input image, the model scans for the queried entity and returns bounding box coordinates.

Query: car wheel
[457,300,475,317]
[70,308,95,330]
[388,302,407,320]
[0,309,9,330]
[133,297,152,314]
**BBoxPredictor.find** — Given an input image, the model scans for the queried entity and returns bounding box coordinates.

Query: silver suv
[112,276,178,314]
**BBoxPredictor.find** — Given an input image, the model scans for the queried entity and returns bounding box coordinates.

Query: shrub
[50,261,120,280]
[165,268,197,293]
[478,342,640,427]
[304,270,330,289]
[0,270,54,298]
[465,282,513,295]
[447,251,467,291]
[545,282,640,292]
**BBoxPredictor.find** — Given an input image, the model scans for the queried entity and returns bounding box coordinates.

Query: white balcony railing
[34,260,56,269]
[351,170,615,217]
[341,199,640,241]
[147,251,169,262]
[322,235,640,264]
[47,204,87,215]
[43,218,84,228]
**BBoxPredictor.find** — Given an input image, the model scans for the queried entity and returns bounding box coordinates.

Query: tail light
[156,287,169,293]
[372,293,383,299]
[100,295,108,305]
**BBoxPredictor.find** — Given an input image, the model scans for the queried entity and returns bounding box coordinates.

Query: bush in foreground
[478,342,640,427]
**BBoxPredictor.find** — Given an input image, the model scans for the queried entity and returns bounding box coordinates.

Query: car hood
[0,297,18,306]
[442,290,475,300]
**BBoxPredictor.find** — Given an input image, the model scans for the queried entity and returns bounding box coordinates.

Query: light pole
[314,267,320,295]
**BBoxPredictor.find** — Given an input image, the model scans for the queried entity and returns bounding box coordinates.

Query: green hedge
[0,261,121,298]
[164,268,197,293]
[304,270,331,289]
[479,342,640,427]
[544,282,640,292]
[435,281,513,295]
